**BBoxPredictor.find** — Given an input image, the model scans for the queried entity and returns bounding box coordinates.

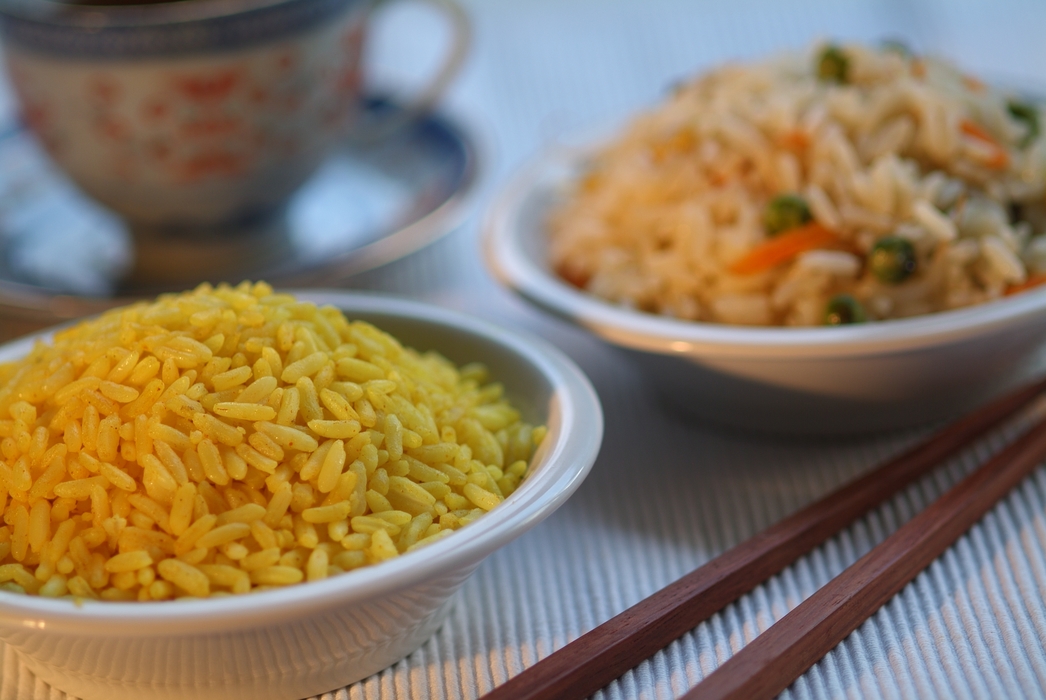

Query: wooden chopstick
[480,378,1046,700]
[683,405,1046,700]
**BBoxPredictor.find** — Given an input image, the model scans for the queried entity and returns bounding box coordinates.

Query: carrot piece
[960,119,997,144]
[556,262,591,289]
[960,119,1010,169]
[779,130,810,153]
[962,75,985,93]
[651,127,697,162]
[729,222,841,275]
[1005,274,1046,296]
[984,149,1010,170]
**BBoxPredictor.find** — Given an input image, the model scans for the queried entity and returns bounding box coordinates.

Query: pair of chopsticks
[481,377,1046,700]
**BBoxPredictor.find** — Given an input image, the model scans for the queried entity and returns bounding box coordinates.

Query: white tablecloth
[5,0,1046,698]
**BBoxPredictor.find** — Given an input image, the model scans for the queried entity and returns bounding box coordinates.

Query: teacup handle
[359,0,470,138]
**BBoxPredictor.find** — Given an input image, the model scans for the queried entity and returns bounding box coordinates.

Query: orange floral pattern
[8,17,365,189]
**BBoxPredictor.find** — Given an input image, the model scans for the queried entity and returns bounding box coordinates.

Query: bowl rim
[0,291,604,635]
[484,143,1046,360]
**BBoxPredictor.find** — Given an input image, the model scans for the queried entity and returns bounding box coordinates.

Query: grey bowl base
[624,347,1041,438]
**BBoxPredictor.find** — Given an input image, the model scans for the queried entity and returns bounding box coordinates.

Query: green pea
[1008,100,1040,147]
[880,39,912,58]
[824,295,867,325]
[870,236,917,284]
[764,194,813,236]
[817,45,849,84]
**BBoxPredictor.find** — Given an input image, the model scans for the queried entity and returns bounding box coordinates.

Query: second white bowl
[484,145,1046,435]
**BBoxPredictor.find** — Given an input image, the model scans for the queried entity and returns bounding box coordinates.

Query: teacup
[0,0,468,228]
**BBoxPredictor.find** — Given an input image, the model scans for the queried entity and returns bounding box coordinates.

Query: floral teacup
[0,0,468,228]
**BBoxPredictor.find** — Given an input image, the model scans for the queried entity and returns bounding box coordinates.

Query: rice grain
[0,283,544,599]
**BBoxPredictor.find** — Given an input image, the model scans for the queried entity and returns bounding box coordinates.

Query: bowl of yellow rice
[0,283,602,700]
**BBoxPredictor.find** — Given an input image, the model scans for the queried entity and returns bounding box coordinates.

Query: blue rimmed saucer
[0,97,477,338]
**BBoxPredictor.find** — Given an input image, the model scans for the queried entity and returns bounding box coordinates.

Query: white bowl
[483,145,1046,435]
[0,291,603,700]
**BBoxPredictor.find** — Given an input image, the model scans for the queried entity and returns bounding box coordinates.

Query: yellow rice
[0,282,546,601]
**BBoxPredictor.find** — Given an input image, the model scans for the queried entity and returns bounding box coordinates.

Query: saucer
[0,97,477,336]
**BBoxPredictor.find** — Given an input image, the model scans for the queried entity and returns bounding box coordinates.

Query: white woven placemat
[4,0,1046,697]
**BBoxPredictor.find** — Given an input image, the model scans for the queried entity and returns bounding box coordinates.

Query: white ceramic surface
[483,144,1046,435]
[0,291,603,700]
